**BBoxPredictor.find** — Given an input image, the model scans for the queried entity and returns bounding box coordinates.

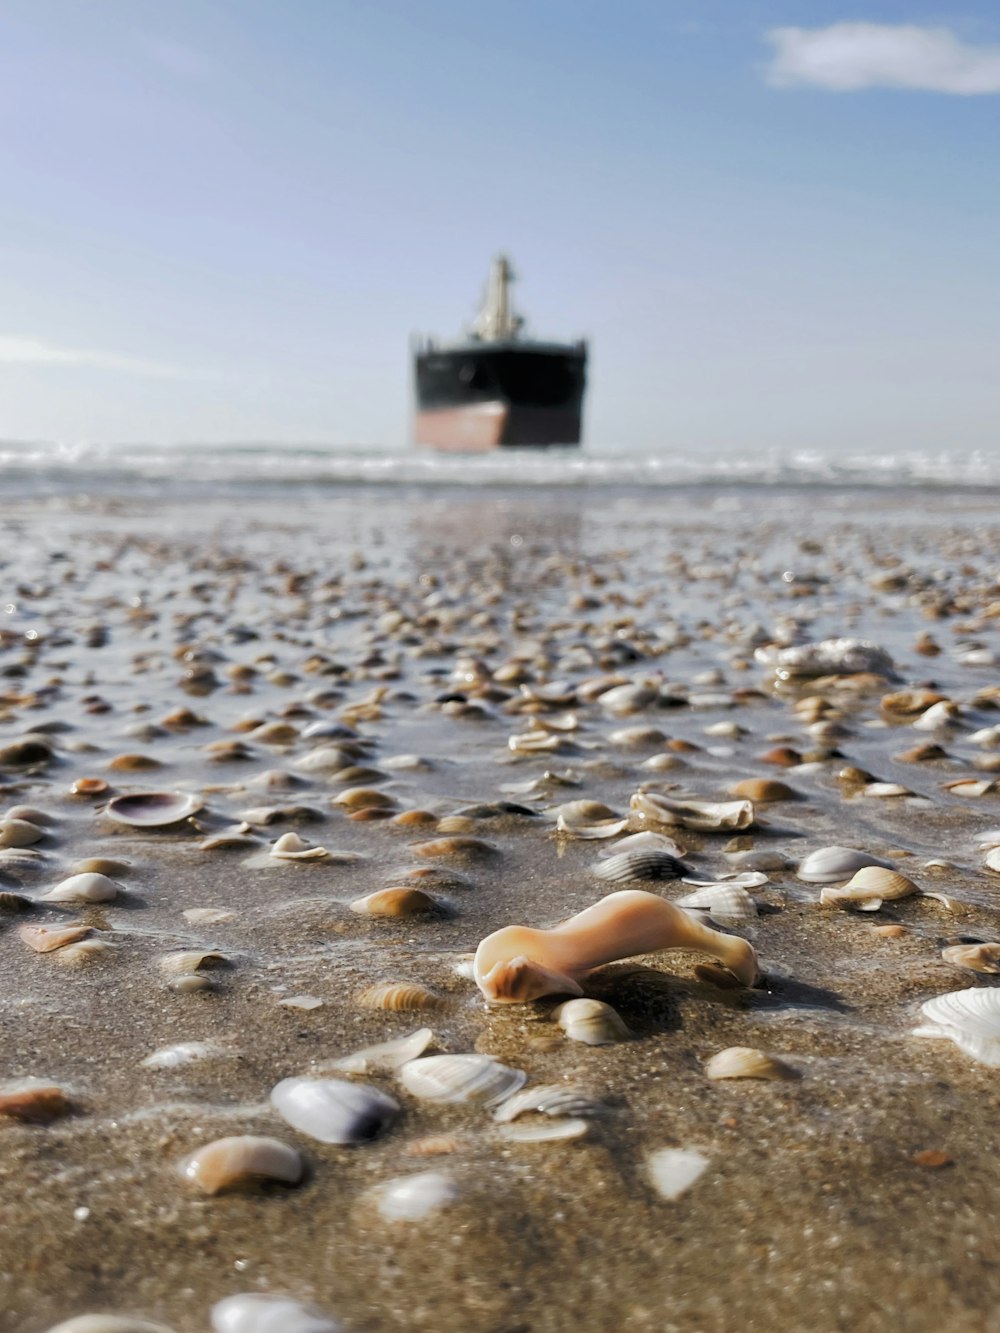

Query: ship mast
[471,254,523,342]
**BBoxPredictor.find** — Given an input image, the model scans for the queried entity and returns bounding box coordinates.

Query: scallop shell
[492,1084,606,1123]
[819,865,919,911]
[675,883,758,923]
[350,888,440,918]
[269,831,330,861]
[630,791,754,832]
[105,791,202,827]
[270,1076,398,1143]
[44,1318,178,1333]
[19,923,91,953]
[0,1078,73,1123]
[179,1135,304,1194]
[332,1027,434,1074]
[647,1147,710,1200]
[0,818,45,847]
[796,845,897,883]
[704,1046,799,1081]
[211,1293,342,1333]
[592,849,690,884]
[357,983,443,1011]
[368,1170,459,1222]
[498,1117,589,1143]
[553,998,630,1045]
[941,943,1000,974]
[913,988,1000,1065]
[398,1053,526,1106]
[40,872,121,903]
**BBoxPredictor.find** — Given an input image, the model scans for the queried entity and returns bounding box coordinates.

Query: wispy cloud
[764,23,1000,94]
[0,336,190,378]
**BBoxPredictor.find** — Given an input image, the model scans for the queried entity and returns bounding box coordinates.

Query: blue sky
[1,0,998,452]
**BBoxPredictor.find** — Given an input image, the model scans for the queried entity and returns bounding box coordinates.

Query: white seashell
[862,782,911,798]
[609,725,666,747]
[630,790,754,832]
[985,847,1000,875]
[819,866,919,911]
[332,1027,434,1074]
[596,681,660,714]
[492,1084,606,1122]
[593,849,689,884]
[141,1040,234,1069]
[211,1293,342,1333]
[969,726,1000,749]
[270,1076,398,1143]
[647,1147,710,1200]
[912,700,964,731]
[755,638,893,679]
[913,988,1000,1065]
[56,939,117,966]
[797,845,896,883]
[179,1135,304,1194]
[498,1117,589,1142]
[40,872,121,904]
[974,829,1000,848]
[398,1053,526,1106]
[676,883,758,923]
[944,778,1000,798]
[295,746,357,773]
[43,1318,178,1333]
[640,753,685,772]
[705,1046,798,1081]
[270,832,329,861]
[508,730,563,754]
[0,818,45,848]
[369,1170,459,1221]
[105,791,202,827]
[553,997,630,1045]
[598,831,686,857]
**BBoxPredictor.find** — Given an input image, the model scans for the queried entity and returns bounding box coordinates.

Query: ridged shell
[19,923,91,953]
[592,849,690,884]
[211,1293,342,1333]
[105,791,202,826]
[913,989,1000,1065]
[797,845,897,883]
[369,1170,459,1222]
[357,983,443,1011]
[704,1046,799,1081]
[498,1117,589,1143]
[270,1076,398,1143]
[40,872,121,903]
[553,998,630,1045]
[598,831,687,857]
[398,1053,526,1106]
[647,1147,710,1200]
[332,1027,434,1074]
[819,866,919,911]
[492,1084,606,1123]
[159,950,228,976]
[350,888,440,918]
[941,943,1000,974]
[675,883,758,923]
[630,791,754,832]
[179,1135,304,1194]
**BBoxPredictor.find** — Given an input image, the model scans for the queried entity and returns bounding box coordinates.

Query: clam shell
[105,791,202,827]
[368,1170,459,1222]
[398,1053,526,1106]
[410,836,498,861]
[913,988,1000,1065]
[0,818,45,847]
[985,847,1000,875]
[498,1117,589,1142]
[704,1046,798,1081]
[270,1076,398,1143]
[0,1078,73,1123]
[40,872,121,903]
[71,857,131,876]
[357,983,443,1011]
[19,923,91,953]
[729,779,798,802]
[819,865,919,911]
[675,883,758,923]
[592,849,690,884]
[647,1147,710,1200]
[332,786,395,810]
[159,950,228,976]
[941,944,1000,974]
[797,845,897,883]
[44,1318,178,1333]
[630,791,754,832]
[492,1084,606,1123]
[211,1293,342,1333]
[553,998,630,1045]
[332,1027,434,1074]
[350,888,440,918]
[179,1135,304,1194]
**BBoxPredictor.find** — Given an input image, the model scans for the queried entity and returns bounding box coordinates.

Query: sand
[2,482,1000,1333]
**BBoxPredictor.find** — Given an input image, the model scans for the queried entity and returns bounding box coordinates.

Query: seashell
[941,943,1000,974]
[200,828,258,851]
[269,831,330,861]
[0,1078,73,1123]
[332,1027,434,1074]
[553,997,630,1045]
[596,680,660,714]
[819,865,919,911]
[434,815,477,835]
[758,746,803,767]
[295,745,358,773]
[0,890,32,912]
[107,753,162,772]
[279,994,324,1010]
[4,805,53,825]
[19,923,91,952]
[723,848,793,872]
[170,974,217,994]
[161,706,207,729]
[647,1147,710,1200]
[358,983,443,1011]
[862,781,912,798]
[598,831,687,857]
[498,1117,589,1142]
[179,1135,304,1194]
[704,1046,799,1081]
[247,721,299,745]
[508,730,563,754]
[382,752,433,772]
[105,791,202,827]
[159,950,228,976]
[729,778,798,802]
[630,790,754,832]
[797,845,897,883]
[676,883,758,923]
[328,765,388,786]
[270,1076,398,1144]
[0,818,45,847]
[592,848,690,884]
[211,1293,342,1333]
[0,736,53,767]
[943,778,1000,798]
[399,1053,526,1106]
[240,804,326,825]
[474,889,759,1002]
[755,638,894,679]
[368,1170,459,1222]
[411,836,498,861]
[609,725,666,747]
[640,753,685,772]
[56,938,117,966]
[332,786,395,810]
[913,988,1000,1066]
[141,1040,234,1069]
[985,847,1000,875]
[881,688,946,717]
[40,872,121,903]
[43,1318,177,1333]
[71,857,131,877]
[492,1084,606,1123]
[913,700,964,731]
[350,888,440,918]
[391,809,439,829]
[245,768,307,791]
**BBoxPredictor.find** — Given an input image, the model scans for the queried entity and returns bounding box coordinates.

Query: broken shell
[332,1027,434,1074]
[0,1078,73,1123]
[498,1117,589,1143]
[492,1085,606,1123]
[647,1147,710,1200]
[179,1135,304,1194]
[200,829,259,851]
[593,848,690,884]
[941,943,1000,974]
[704,1046,799,1081]
[676,883,758,923]
[553,997,630,1045]
[269,831,330,861]
[399,1053,526,1106]
[105,791,202,827]
[211,1293,342,1333]
[819,865,919,911]
[913,989,1000,1066]
[0,818,45,847]
[797,845,897,883]
[40,872,121,903]
[56,938,117,966]
[630,790,754,832]
[270,1076,398,1143]
[553,800,630,840]
[357,983,443,1011]
[350,888,441,918]
[368,1170,459,1222]
[19,923,91,952]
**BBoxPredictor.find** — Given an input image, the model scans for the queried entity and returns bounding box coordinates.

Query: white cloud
[764,23,1000,94]
[0,336,188,378]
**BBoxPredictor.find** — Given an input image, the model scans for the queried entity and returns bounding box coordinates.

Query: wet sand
[2,483,1000,1333]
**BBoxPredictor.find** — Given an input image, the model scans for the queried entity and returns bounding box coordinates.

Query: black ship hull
[414,342,586,451]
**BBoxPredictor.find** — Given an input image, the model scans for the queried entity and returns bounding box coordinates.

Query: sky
[0,0,998,453]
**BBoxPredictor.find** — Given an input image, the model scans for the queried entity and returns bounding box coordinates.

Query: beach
[3,476,1000,1333]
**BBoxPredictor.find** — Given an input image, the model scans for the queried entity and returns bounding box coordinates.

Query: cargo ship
[413,256,587,452]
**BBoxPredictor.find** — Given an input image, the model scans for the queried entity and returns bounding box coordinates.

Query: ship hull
[414,342,586,452]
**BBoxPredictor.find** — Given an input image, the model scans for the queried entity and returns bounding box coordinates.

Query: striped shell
[597,831,686,857]
[553,998,630,1045]
[357,982,443,1011]
[819,866,919,911]
[913,988,1000,1066]
[592,849,690,884]
[704,1046,798,1081]
[492,1084,606,1123]
[178,1135,304,1194]
[675,883,758,923]
[398,1053,525,1106]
